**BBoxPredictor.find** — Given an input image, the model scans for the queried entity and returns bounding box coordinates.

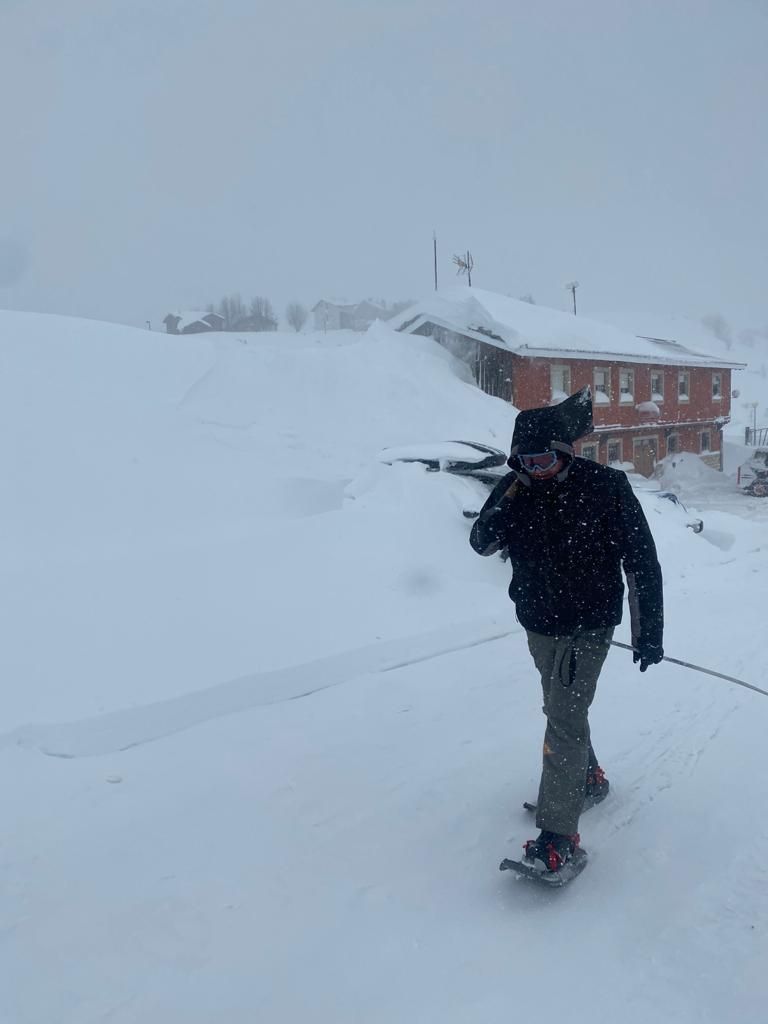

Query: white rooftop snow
[391,287,745,368]
[169,310,220,330]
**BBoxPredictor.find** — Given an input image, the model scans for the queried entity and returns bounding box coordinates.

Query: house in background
[163,311,225,335]
[312,299,388,332]
[390,288,744,476]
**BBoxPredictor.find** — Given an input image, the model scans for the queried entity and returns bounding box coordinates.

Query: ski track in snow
[0,618,519,760]
[599,691,742,836]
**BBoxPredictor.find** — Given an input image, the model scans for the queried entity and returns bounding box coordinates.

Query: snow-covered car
[379,440,704,532]
[378,440,508,520]
[653,491,704,533]
[378,438,512,493]
[737,449,768,497]
[378,440,508,485]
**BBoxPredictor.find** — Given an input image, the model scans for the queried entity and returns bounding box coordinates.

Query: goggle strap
[508,441,575,457]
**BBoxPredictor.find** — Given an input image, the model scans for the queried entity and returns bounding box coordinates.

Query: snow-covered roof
[390,288,745,369]
[312,299,357,312]
[167,310,223,331]
[589,311,748,362]
[312,299,388,317]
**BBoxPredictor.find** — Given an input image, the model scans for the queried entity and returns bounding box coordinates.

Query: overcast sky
[1,0,767,329]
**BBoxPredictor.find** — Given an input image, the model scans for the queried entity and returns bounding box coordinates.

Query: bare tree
[209,293,246,330]
[207,293,278,331]
[286,302,308,332]
[247,296,278,331]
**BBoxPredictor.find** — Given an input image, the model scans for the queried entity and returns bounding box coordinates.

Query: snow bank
[3,308,768,1024]
[656,450,734,499]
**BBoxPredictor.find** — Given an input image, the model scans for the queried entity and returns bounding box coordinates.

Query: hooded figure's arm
[469,472,519,556]
[617,474,664,651]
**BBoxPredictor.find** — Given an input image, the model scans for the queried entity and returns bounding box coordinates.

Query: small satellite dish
[732,388,740,398]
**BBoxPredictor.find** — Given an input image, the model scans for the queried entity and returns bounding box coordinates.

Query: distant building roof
[390,288,745,369]
[311,299,357,313]
[166,310,224,331]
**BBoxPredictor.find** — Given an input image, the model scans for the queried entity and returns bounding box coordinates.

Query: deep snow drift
[2,310,767,1023]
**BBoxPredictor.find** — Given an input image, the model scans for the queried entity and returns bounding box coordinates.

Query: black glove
[633,641,664,673]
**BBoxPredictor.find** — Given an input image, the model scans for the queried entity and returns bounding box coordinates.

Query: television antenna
[453,250,474,287]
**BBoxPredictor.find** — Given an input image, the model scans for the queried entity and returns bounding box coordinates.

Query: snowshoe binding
[584,766,609,808]
[500,830,587,887]
[523,830,580,873]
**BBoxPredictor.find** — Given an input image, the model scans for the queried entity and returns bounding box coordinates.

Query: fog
[2,0,767,329]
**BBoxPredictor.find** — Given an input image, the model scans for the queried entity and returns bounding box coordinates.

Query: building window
[581,443,598,462]
[700,430,712,453]
[678,372,690,401]
[550,364,571,400]
[650,371,664,401]
[667,433,679,455]
[712,373,722,399]
[619,368,634,403]
[593,367,611,403]
[607,439,622,464]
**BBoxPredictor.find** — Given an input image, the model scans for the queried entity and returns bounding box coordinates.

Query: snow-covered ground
[2,310,767,1023]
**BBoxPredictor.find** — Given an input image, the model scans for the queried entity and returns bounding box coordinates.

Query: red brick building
[392,289,743,476]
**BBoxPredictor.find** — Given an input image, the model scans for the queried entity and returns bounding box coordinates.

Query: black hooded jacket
[470,458,664,647]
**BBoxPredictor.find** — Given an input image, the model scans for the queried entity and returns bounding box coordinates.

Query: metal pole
[433,232,438,291]
[610,640,768,698]
[571,285,577,315]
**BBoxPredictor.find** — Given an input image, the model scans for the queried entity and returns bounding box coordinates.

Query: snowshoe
[500,830,587,887]
[523,830,579,873]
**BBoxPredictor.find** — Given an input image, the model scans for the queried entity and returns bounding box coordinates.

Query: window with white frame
[678,371,690,401]
[650,370,664,401]
[619,368,634,402]
[581,443,598,462]
[666,433,679,454]
[550,364,571,399]
[593,367,611,403]
[700,430,712,453]
[607,439,622,464]
[712,373,722,399]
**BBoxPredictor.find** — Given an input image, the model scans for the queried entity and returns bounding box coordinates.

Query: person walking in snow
[469,388,663,875]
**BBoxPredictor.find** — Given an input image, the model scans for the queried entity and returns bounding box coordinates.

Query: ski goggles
[518,450,560,473]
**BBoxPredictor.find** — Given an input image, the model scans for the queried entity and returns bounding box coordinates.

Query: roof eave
[396,314,514,351]
[519,346,747,369]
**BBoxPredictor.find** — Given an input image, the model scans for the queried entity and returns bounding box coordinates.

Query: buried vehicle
[379,440,704,531]
[378,440,508,485]
[653,491,704,533]
[378,441,508,518]
[737,449,768,497]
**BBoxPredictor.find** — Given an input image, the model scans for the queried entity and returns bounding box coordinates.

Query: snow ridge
[2,619,517,759]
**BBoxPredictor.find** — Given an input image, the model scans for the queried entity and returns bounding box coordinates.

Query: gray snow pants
[526,627,614,836]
